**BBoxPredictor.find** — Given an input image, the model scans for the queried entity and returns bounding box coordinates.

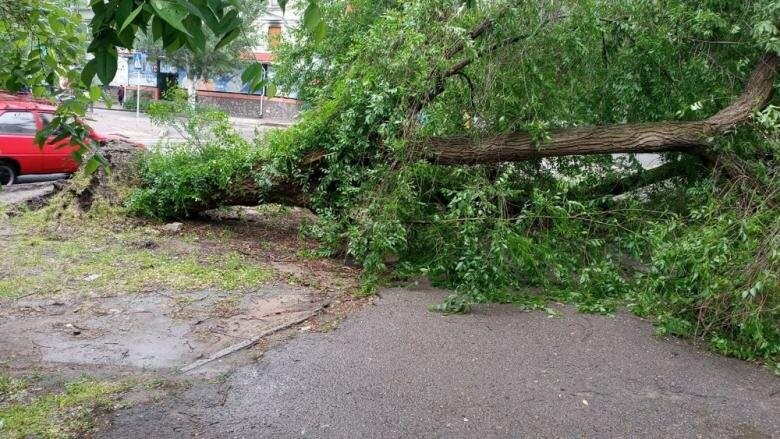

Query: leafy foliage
[122,88,155,111]
[0,0,87,94]
[127,106,262,217]
[0,0,107,169]
[147,88,230,145]
[83,0,244,85]
[133,0,262,87]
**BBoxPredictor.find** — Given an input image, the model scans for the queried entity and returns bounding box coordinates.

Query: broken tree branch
[570,158,705,199]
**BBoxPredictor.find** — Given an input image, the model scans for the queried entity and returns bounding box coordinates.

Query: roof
[243,52,275,63]
[0,92,57,112]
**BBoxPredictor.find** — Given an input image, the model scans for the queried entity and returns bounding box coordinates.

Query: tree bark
[421,53,778,165]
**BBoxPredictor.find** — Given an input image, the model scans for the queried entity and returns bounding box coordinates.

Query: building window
[268,24,282,48]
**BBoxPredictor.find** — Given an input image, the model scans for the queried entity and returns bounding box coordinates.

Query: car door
[37,112,80,173]
[0,110,41,174]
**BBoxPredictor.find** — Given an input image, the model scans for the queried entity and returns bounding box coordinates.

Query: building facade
[100,0,302,120]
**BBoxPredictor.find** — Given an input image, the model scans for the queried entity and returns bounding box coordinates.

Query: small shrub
[123,89,155,111]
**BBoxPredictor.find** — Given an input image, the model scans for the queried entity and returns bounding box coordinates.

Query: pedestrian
[117,86,125,107]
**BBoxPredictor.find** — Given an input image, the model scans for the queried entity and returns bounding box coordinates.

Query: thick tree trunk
[423,121,710,165]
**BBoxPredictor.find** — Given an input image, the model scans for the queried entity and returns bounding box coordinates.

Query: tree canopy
[0,0,87,94]
[133,0,263,87]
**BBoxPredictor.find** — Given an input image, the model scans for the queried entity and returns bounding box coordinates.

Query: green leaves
[241,62,263,89]
[241,62,267,93]
[264,82,277,98]
[214,28,240,50]
[81,59,98,86]
[302,1,328,42]
[0,0,86,92]
[313,20,328,41]
[95,47,118,85]
[77,0,248,84]
[303,2,321,32]
[84,155,103,176]
[150,0,193,37]
[241,62,263,83]
[89,84,103,101]
[119,4,145,33]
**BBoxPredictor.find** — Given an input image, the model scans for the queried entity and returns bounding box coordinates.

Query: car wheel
[0,164,16,186]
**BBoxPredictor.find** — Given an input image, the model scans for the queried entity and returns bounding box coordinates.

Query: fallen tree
[125,0,779,363]
[139,51,776,214]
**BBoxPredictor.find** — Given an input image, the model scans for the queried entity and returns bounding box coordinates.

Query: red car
[0,96,108,185]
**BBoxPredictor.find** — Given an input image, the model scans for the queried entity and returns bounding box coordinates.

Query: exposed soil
[0,286,328,372]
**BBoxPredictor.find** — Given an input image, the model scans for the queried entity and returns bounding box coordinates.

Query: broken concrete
[0,284,327,372]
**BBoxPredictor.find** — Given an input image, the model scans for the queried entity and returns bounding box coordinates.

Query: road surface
[99,287,779,438]
[84,107,287,148]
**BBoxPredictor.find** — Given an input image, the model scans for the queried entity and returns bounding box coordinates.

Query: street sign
[131,51,147,124]
[132,52,147,73]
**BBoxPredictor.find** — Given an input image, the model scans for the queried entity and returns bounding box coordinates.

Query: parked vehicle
[0,95,119,186]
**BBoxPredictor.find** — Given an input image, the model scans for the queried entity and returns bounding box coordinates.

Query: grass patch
[0,376,130,439]
[0,208,272,299]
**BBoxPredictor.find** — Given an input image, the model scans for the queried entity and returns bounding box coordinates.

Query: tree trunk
[422,121,711,165]
[420,53,778,165]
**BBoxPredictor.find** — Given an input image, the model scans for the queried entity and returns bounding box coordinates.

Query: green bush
[632,181,779,362]
[123,89,155,112]
[147,88,230,145]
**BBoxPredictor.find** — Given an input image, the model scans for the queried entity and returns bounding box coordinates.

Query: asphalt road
[84,107,285,147]
[99,287,779,439]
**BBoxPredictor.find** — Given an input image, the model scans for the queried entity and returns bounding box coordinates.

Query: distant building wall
[197,91,301,121]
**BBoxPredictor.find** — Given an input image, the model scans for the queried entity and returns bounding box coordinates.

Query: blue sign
[132,52,147,73]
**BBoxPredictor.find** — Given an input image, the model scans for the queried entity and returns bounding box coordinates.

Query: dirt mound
[69,140,146,210]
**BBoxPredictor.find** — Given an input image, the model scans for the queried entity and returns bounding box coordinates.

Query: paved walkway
[99,288,779,438]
